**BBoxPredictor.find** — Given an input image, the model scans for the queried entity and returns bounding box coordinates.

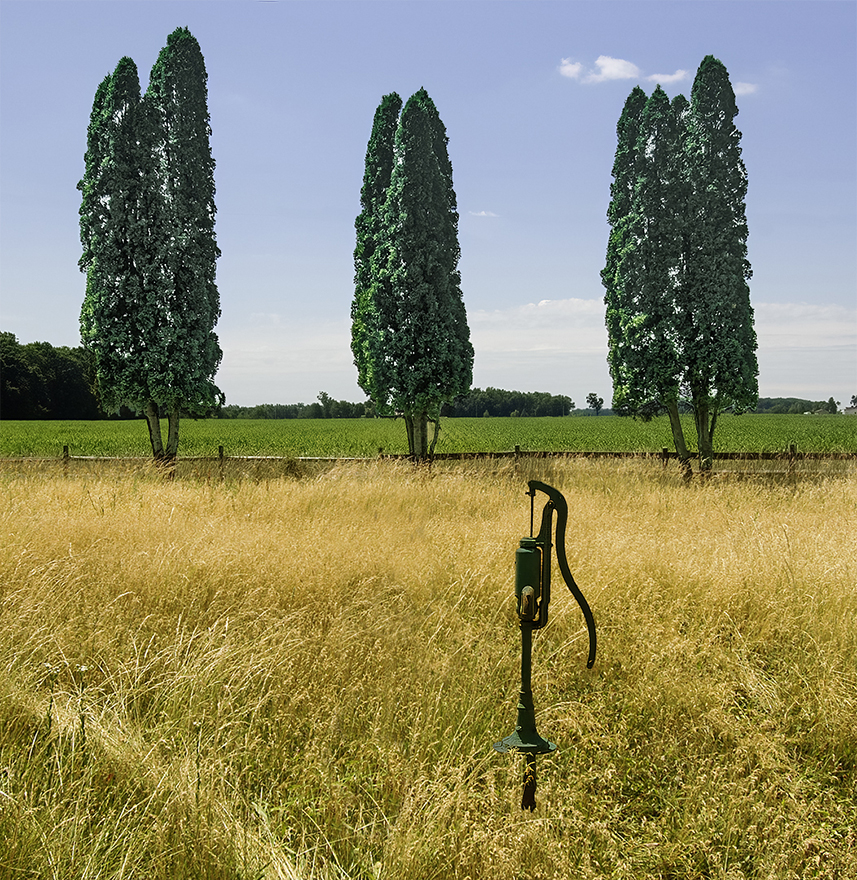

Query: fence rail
[1,443,854,465]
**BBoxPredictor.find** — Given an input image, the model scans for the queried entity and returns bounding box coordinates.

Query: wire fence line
[0,442,853,462]
[1,443,854,475]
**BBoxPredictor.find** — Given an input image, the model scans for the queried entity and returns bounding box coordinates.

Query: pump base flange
[493,730,557,755]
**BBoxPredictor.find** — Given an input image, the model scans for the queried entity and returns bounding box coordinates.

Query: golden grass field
[1,459,855,879]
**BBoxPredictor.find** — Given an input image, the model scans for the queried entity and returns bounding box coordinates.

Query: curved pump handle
[528,480,597,669]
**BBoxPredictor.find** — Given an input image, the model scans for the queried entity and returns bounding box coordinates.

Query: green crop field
[1,414,855,459]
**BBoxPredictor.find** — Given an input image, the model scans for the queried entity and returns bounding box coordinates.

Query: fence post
[219,445,225,482]
[63,445,70,476]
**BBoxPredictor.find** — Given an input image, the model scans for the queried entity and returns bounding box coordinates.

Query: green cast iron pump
[494,480,597,810]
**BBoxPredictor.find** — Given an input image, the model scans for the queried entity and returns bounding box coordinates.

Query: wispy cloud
[559,55,654,85]
[753,302,856,398]
[470,298,607,353]
[754,302,855,349]
[468,298,611,399]
[216,300,855,408]
[584,56,641,83]
[646,69,689,85]
[469,210,498,217]
[733,82,758,96]
[558,58,583,79]
[468,298,855,402]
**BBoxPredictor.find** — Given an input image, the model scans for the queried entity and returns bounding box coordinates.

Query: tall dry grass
[0,459,854,879]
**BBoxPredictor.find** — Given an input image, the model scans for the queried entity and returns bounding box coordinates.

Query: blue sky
[1,0,855,408]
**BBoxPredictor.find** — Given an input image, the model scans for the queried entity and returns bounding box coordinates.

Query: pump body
[493,480,597,810]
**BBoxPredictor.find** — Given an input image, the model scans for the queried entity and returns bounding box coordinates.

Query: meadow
[0,457,854,878]
[1,413,855,459]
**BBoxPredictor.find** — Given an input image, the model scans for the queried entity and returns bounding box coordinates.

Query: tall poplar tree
[681,56,758,468]
[79,28,222,461]
[353,88,473,457]
[78,57,159,427]
[602,57,757,472]
[604,86,692,464]
[602,86,652,409]
[351,92,402,407]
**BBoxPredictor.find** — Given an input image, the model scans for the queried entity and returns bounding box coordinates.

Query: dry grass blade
[0,459,854,878]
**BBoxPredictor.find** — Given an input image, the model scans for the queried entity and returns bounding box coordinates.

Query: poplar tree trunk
[428,418,440,458]
[404,415,414,457]
[409,411,429,459]
[144,400,165,459]
[665,400,693,479]
[693,395,716,472]
[165,403,180,460]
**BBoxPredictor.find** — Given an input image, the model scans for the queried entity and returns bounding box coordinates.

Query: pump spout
[527,480,597,669]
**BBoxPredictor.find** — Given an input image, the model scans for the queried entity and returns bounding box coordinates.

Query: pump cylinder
[515,538,541,619]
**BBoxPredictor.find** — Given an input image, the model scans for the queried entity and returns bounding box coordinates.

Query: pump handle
[528,480,597,669]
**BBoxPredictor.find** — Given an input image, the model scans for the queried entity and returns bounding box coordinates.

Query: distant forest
[0,333,102,419]
[220,388,575,420]
[0,334,847,419]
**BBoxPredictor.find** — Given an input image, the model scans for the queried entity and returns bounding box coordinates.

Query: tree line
[443,388,573,418]
[0,333,101,420]
[9,36,844,464]
[756,397,840,415]
[2,334,847,420]
[215,388,576,420]
[219,393,371,420]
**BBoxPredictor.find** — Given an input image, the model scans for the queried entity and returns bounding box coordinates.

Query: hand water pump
[493,480,597,810]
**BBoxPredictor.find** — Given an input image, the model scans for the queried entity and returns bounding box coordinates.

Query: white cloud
[646,69,689,85]
[733,82,758,96]
[470,297,607,353]
[558,58,583,79]
[753,302,856,399]
[218,316,357,405]
[215,300,856,408]
[584,56,641,84]
[560,56,755,96]
[754,302,855,349]
[469,210,498,217]
[468,298,611,400]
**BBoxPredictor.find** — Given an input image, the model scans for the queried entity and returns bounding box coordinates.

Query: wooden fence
[1,443,852,476]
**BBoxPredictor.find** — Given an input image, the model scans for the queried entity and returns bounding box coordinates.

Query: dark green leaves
[78,29,223,431]
[602,57,758,463]
[351,88,473,448]
[352,92,402,406]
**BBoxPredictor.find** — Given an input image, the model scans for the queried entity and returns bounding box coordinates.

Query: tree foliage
[352,93,402,405]
[78,29,222,460]
[755,397,840,415]
[445,388,573,418]
[79,57,153,412]
[586,393,604,415]
[603,57,758,470]
[0,333,101,420]
[352,89,473,457]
